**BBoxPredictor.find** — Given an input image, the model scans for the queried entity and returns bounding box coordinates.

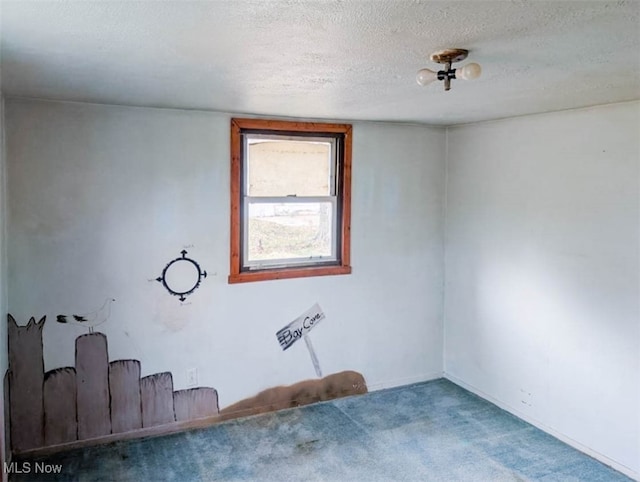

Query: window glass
[246,138,333,197]
[246,202,334,263]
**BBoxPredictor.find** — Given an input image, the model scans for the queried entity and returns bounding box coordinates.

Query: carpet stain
[296,439,320,454]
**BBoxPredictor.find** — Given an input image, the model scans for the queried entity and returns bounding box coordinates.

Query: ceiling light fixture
[416,48,481,91]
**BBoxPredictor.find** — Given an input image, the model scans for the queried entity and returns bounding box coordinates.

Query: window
[229,118,352,283]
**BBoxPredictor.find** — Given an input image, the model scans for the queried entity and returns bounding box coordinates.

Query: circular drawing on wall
[156,250,208,301]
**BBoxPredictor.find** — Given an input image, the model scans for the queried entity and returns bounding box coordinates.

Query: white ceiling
[1,0,639,126]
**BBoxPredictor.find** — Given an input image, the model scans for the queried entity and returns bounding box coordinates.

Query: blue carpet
[11,379,630,481]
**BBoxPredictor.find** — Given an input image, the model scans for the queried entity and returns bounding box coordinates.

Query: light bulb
[416,68,437,86]
[456,62,481,80]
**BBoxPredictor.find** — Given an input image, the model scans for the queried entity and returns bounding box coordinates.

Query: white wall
[444,102,640,476]
[0,95,8,469]
[5,98,445,408]
[10,96,636,475]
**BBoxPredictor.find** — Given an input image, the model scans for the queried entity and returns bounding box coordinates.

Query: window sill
[228,265,351,284]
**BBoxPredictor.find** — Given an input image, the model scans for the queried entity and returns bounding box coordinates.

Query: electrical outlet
[187,368,198,388]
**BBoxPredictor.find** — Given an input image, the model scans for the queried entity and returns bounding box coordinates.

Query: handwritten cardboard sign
[276,303,325,351]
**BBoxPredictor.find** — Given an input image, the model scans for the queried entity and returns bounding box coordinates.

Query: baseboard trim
[444,372,639,481]
[366,371,443,392]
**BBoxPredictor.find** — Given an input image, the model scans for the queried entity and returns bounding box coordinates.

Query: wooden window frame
[229,118,352,284]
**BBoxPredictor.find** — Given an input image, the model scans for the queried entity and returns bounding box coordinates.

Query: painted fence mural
[7,315,218,453]
[5,314,367,455]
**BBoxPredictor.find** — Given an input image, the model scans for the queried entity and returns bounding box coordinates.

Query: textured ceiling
[1,0,639,125]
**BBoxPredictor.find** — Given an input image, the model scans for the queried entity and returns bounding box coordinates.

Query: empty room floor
[11,379,629,481]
